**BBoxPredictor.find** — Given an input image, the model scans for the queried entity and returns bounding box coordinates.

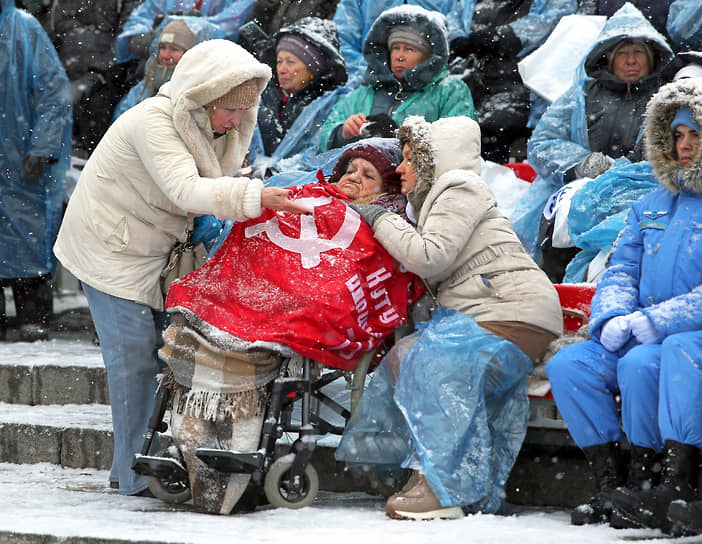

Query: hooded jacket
[333,0,475,86]
[589,78,702,342]
[115,0,256,62]
[256,16,347,156]
[0,0,72,280]
[371,115,563,337]
[528,2,673,184]
[54,39,271,310]
[113,15,226,120]
[319,5,475,151]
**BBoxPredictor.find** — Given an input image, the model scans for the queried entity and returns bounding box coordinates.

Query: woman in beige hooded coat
[53,39,308,499]
[340,115,563,520]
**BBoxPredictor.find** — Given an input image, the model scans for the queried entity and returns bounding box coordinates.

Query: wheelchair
[132,347,379,510]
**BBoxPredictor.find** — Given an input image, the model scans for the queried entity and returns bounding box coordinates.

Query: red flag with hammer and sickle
[166,183,424,370]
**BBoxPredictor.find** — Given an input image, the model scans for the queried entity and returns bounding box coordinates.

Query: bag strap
[185,213,195,243]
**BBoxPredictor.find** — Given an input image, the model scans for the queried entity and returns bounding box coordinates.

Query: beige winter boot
[385,472,463,520]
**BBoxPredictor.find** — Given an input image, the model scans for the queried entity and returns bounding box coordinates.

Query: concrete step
[0,402,114,469]
[0,339,108,405]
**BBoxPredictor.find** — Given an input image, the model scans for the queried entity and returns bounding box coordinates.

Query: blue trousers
[546,331,702,451]
[82,282,167,494]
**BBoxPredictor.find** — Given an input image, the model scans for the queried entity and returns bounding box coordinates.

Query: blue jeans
[82,282,167,494]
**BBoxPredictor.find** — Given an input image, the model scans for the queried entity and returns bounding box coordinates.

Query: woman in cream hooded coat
[54,39,308,498]
[337,115,563,519]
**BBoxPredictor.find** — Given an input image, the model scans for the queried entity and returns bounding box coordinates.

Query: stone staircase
[0,294,592,525]
[0,304,114,471]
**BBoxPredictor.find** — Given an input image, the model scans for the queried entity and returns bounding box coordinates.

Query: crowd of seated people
[5,0,702,533]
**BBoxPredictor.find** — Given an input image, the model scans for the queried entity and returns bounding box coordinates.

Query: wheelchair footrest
[196,448,263,473]
[132,454,188,481]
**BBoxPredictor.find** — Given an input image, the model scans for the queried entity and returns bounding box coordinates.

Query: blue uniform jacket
[590,186,702,342]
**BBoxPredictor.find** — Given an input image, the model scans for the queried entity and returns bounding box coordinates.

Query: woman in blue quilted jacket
[546,77,702,531]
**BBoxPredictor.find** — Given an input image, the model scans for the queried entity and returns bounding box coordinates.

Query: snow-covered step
[0,339,108,405]
[0,402,113,468]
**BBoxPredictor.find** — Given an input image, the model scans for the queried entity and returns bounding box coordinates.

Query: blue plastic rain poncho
[562,160,659,282]
[0,0,72,279]
[515,3,673,255]
[336,307,532,513]
[666,0,702,51]
[333,0,476,86]
[113,16,226,120]
[114,0,255,62]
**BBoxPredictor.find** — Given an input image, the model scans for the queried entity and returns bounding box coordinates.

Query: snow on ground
[0,462,692,544]
[1,291,698,543]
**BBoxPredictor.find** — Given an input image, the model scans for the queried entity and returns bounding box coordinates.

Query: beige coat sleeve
[372,177,494,279]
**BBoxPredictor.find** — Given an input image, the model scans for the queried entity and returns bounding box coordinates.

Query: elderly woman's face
[207,106,245,134]
[396,144,416,195]
[277,50,314,94]
[611,43,650,83]
[674,124,700,167]
[390,42,429,80]
[336,158,383,200]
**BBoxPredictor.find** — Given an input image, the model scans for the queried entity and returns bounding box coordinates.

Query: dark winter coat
[257,17,347,156]
[244,0,339,36]
[455,0,576,132]
[48,0,141,154]
[582,30,671,162]
[528,3,673,185]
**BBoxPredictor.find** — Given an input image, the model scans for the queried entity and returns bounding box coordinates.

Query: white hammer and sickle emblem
[244,196,361,269]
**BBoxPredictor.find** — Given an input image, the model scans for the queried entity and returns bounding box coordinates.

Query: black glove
[348,202,390,228]
[24,155,49,181]
[452,25,521,57]
[363,114,398,139]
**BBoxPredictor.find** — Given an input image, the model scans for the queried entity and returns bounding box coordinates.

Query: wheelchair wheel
[263,455,319,509]
[146,474,192,504]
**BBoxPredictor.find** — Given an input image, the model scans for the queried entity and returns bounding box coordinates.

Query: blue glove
[599,315,632,352]
[629,311,657,344]
[348,202,390,228]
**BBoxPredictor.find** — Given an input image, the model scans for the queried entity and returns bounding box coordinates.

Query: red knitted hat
[327,140,402,194]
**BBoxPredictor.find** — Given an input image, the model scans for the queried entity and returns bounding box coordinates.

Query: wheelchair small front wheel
[264,455,319,509]
[146,475,192,504]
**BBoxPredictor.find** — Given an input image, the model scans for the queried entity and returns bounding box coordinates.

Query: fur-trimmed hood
[157,39,271,178]
[645,78,702,194]
[398,115,481,208]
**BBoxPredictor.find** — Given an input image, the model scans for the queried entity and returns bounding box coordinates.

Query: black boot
[668,499,702,537]
[626,445,661,492]
[571,442,626,525]
[610,440,699,532]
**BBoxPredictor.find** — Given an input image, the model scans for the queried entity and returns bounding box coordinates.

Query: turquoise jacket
[319,5,475,151]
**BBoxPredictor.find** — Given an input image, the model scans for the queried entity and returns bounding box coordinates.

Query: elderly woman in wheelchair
[132,138,421,514]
